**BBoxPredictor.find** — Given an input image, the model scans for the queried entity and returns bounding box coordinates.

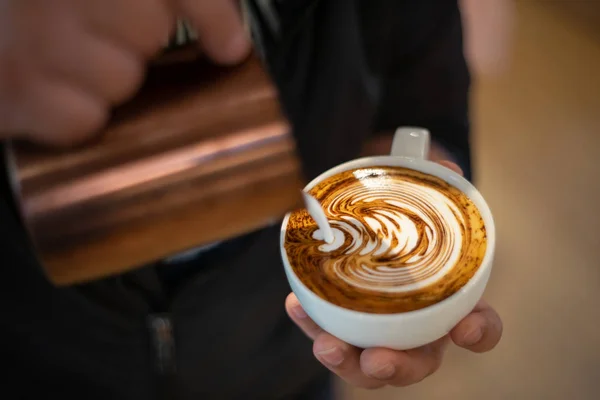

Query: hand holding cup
[283,128,502,388]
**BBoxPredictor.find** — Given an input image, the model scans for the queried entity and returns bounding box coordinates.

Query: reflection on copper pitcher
[6,51,305,286]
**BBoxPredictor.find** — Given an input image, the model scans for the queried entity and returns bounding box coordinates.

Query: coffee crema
[284,166,487,314]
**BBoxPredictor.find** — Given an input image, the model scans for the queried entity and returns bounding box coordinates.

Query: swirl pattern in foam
[284,166,487,314]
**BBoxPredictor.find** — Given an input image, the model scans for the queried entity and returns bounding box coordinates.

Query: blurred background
[342,1,600,399]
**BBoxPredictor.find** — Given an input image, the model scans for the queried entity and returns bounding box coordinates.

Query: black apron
[0,1,470,399]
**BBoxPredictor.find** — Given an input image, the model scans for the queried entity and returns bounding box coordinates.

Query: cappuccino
[284,166,487,314]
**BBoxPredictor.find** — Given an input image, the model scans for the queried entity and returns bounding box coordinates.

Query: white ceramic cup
[280,127,496,350]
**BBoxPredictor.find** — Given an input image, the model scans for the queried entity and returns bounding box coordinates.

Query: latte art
[313,172,465,293]
[284,166,487,314]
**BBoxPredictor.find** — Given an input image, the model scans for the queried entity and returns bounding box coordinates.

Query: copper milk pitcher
[5,50,305,286]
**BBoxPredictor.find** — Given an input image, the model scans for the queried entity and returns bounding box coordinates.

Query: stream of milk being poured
[302,192,334,244]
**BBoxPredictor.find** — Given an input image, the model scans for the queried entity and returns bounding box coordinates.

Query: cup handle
[390,127,431,159]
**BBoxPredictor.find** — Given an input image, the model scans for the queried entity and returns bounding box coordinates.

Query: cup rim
[280,155,496,320]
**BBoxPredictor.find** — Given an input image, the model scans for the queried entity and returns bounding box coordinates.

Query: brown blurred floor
[341,2,600,399]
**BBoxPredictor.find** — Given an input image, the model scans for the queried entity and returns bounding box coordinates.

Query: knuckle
[313,337,350,369]
[313,332,338,349]
[312,336,329,357]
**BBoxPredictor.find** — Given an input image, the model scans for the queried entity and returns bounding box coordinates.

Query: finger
[359,336,450,387]
[177,0,251,65]
[450,300,503,353]
[285,293,323,340]
[37,27,144,105]
[436,160,464,176]
[76,0,175,57]
[428,140,455,162]
[15,74,108,146]
[313,332,384,389]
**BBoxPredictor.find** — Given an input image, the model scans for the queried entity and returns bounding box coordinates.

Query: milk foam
[312,177,465,293]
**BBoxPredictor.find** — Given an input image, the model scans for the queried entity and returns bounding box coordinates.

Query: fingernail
[366,363,396,380]
[462,327,483,346]
[316,347,345,367]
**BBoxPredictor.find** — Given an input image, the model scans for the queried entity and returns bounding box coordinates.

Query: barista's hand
[285,160,503,389]
[286,294,502,389]
[0,0,249,145]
